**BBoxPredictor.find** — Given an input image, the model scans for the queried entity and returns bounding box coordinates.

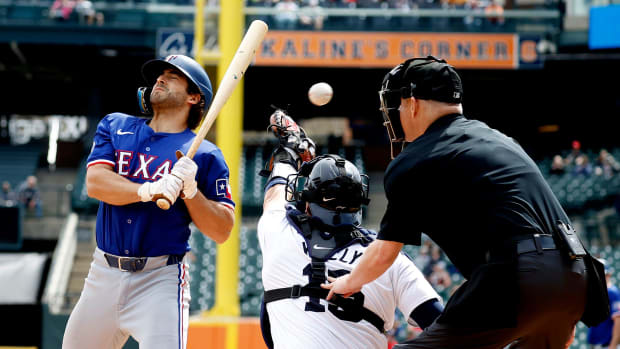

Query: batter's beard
[150,89,185,110]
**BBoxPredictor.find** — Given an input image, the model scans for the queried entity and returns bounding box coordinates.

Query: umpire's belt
[516,234,556,254]
[103,251,184,272]
[487,234,557,262]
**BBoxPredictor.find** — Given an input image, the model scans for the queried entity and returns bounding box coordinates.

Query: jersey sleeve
[256,208,288,253]
[86,115,116,169]
[391,254,441,319]
[197,149,235,211]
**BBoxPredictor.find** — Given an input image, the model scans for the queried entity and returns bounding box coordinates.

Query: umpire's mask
[379,63,410,159]
[379,56,463,159]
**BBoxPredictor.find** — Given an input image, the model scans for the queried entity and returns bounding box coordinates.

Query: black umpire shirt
[378,113,569,280]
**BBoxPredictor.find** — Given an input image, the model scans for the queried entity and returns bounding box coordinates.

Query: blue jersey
[86,113,235,257]
[587,284,620,345]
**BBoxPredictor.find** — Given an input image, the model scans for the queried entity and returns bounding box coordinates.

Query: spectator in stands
[564,140,583,167]
[427,260,452,296]
[436,0,455,28]
[74,0,104,26]
[387,319,402,349]
[49,0,75,21]
[573,154,593,176]
[587,259,620,349]
[484,0,505,26]
[595,149,620,179]
[1,181,17,206]
[299,0,326,30]
[274,0,299,29]
[550,154,566,175]
[17,175,42,217]
[463,0,483,29]
[609,311,620,348]
[393,0,419,28]
[422,244,443,277]
[404,325,423,342]
[413,239,433,269]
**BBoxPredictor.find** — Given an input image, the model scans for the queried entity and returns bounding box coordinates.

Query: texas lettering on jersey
[87,113,235,210]
[115,150,172,181]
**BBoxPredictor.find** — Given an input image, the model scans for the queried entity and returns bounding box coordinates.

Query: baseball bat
[156,20,269,210]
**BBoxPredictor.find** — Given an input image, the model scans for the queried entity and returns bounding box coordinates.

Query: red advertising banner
[255,31,518,69]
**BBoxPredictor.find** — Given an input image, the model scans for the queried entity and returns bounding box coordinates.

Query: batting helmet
[137,55,213,115]
[287,155,370,226]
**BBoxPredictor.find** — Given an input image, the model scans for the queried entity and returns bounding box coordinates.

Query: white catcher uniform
[258,205,441,349]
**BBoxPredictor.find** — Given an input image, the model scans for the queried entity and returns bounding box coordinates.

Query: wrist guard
[260,145,301,179]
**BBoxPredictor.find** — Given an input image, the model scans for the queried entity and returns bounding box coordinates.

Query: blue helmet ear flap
[137,87,152,115]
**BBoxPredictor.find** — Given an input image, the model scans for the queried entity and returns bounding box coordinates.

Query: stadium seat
[0,144,41,189]
[70,158,100,214]
[112,10,145,28]
[187,225,265,316]
[239,226,263,316]
[188,226,217,314]
[241,146,268,215]
[9,5,43,21]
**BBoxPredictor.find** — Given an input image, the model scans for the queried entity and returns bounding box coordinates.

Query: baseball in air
[308,82,333,106]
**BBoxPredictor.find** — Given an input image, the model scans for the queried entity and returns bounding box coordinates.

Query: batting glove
[171,156,198,199]
[137,173,183,203]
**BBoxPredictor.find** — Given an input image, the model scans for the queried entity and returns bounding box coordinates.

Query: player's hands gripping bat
[171,156,198,199]
[138,174,183,204]
[260,109,316,178]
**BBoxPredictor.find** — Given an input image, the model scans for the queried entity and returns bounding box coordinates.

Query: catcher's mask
[379,56,462,158]
[286,155,370,226]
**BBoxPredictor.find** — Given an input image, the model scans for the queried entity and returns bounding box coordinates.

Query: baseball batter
[257,111,443,349]
[62,55,235,349]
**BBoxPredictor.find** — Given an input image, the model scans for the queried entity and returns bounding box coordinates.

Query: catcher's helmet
[287,155,370,226]
[137,55,213,115]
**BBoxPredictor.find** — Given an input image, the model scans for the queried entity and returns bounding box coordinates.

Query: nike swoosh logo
[322,197,336,202]
[117,129,134,135]
[313,244,331,250]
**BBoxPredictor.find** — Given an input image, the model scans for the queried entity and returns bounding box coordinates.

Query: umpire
[324,56,608,348]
